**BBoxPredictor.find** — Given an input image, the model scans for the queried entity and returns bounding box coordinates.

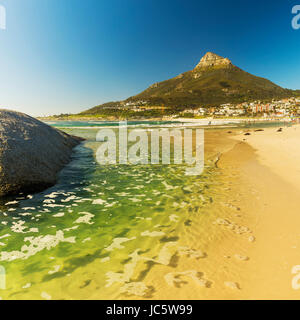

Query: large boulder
[0,109,83,197]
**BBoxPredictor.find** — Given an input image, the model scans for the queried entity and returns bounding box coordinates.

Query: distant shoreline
[39,116,294,123]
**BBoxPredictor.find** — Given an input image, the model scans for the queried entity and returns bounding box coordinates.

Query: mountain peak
[194,52,232,69]
[81,51,295,116]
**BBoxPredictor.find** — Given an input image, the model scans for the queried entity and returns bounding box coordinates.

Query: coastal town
[116,96,300,119]
[181,97,300,118]
[43,96,300,120]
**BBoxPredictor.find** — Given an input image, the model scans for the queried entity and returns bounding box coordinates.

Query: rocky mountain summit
[194,52,232,69]
[0,110,83,197]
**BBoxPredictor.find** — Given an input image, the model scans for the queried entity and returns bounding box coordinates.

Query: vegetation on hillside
[79,63,298,118]
[126,65,296,107]
[45,53,297,119]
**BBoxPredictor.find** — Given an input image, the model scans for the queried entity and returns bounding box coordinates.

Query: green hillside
[81,52,298,116]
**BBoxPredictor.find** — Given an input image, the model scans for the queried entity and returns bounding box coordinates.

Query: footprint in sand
[120,282,152,297]
[215,218,251,236]
[224,281,240,290]
[178,246,206,259]
[291,265,300,290]
[248,236,255,242]
[234,254,249,261]
[165,270,211,288]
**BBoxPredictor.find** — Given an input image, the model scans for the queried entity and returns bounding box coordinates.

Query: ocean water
[0,121,278,299]
[46,120,182,128]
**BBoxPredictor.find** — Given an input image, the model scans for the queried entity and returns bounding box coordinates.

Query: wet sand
[136,125,300,300]
[133,133,257,300]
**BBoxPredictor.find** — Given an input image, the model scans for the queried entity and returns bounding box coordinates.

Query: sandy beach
[221,125,300,299]
[137,124,300,300]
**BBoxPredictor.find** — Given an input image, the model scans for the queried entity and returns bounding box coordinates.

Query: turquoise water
[0,122,227,300]
[46,120,182,128]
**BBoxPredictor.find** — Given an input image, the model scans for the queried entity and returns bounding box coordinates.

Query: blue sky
[0,0,299,116]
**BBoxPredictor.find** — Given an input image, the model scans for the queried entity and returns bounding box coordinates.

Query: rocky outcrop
[0,109,83,197]
[194,52,232,69]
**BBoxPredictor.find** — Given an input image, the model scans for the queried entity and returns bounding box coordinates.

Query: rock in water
[0,109,83,197]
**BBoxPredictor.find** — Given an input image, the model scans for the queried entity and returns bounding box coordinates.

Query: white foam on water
[43,199,55,204]
[44,204,64,208]
[48,265,61,275]
[105,237,136,252]
[5,201,18,205]
[0,234,10,240]
[22,283,31,289]
[11,221,27,233]
[41,292,52,300]
[74,212,94,225]
[92,199,106,205]
[0,231,76,262]
[53,212,65,218]
[101,257,110,263]
[169,214,179,222]
[141,231,165,237]
[61,195,77,203]
[105,249,140,287]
